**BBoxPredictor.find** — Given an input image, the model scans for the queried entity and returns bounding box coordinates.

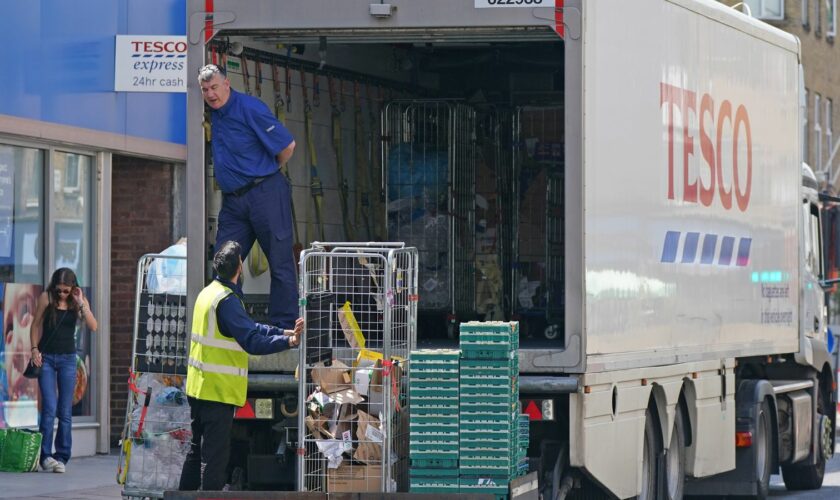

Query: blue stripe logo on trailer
[661,231,751,266]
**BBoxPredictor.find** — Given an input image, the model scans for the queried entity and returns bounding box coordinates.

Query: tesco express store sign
[114,35,187,92]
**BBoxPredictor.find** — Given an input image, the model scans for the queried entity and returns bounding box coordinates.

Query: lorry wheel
[638,407,661,500]
[780,390,828,490]
[754,399,772,500]
[665,405,686,500]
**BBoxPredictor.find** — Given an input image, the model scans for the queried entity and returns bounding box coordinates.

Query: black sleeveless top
[39,308,77,354]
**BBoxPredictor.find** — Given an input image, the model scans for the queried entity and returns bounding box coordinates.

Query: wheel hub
[820,414,833,462]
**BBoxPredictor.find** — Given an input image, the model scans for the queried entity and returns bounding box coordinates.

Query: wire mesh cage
[383,100,476,327]
[511,106,565,339]
[474,107,519,322]
[118,253,191,499]
[297,242,417,493]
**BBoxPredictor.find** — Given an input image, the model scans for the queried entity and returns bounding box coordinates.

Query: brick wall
[721,0,840,189]
[110,155,174,445]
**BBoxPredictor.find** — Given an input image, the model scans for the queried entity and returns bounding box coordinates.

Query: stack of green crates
[459,322,521,499]
[517,412,530,476]
[409,349,460,494]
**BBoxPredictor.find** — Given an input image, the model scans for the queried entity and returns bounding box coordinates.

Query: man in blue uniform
[198,64,298,328]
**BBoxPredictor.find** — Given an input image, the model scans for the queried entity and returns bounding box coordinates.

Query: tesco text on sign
[114,35,187,93]
[660,82,753,212]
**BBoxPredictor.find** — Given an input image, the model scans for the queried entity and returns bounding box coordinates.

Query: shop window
[0,143,44,428]
[744,0,785,19]
[816,0,823,35]
[53,151,95,419]
[828,98,834,173]
[816,93,823,170]
[803,0,810,27]
[63,155,80,192]
[804,88,810,164]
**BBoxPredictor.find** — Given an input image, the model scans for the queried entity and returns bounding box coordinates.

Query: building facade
[731,0,840,187]
[0,0,186,456]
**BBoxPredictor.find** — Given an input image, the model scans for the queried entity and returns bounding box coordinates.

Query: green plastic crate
[410,442,459,453]
[411,387,459,398]
[460,401,517,414]
[411,458,458,469]
[411,415,460,426]
[411,379,460,389]
[411,405,459,416]
[411,467,460,478]
[411,349,461,361]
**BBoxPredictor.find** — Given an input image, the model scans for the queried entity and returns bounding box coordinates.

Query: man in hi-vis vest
[179,240,303,491]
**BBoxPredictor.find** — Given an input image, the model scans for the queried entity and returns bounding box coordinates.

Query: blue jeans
[38,353,76,464]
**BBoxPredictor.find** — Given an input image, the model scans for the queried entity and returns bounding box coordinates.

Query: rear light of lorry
[735,431,753,448]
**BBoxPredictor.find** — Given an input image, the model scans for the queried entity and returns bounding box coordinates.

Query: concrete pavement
[0,450,123,499]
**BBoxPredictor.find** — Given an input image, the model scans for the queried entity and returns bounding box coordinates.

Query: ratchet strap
[272,63,301,257]
[273,63,286,123]
[354,82,373,239]
[284,46,293,114]
[238,52,269,276]
[367,84,385,240]
[301,70,326,243]
[329,76,355,241]
[382,359,402,412]
[254,54,262,97]
[241,52,251,95]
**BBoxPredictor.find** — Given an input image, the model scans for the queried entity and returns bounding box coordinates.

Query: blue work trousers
[216,171,298,328]
[38,353,76,465]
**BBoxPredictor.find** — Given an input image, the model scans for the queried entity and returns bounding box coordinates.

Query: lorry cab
[799,163,829,367]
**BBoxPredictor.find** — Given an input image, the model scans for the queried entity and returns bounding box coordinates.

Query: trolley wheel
[446,320,457,339]
[544,323,561,340]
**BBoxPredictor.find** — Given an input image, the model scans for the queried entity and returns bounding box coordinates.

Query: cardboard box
[327,464,383,492]
[311,360,352,394]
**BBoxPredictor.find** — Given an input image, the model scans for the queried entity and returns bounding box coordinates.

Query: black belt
[226,172,275,197]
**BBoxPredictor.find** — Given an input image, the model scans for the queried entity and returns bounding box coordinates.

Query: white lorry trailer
[184,0,836,497]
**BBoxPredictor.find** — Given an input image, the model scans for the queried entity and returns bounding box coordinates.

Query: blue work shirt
[215,277,292,355]
[211,89,294,193]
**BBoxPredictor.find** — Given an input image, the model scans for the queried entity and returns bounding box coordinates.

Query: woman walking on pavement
[29,268,98,472]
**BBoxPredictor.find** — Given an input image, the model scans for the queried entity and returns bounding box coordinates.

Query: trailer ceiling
[223,26,560,45]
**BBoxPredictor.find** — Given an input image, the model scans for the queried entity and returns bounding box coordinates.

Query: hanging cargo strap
[284,46,293,115]
[301,70,326,243]
[354,82,373,239]
[273,63,286,123]
[329,76,355,241]
[240,52,252,95]
[253,54,262,97]
[220,50,228,73]
[367,84,385,241]
[238,52,270,275]
[271,63,302,256]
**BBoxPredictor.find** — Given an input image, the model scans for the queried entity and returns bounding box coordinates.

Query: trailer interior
[208,30,568,347]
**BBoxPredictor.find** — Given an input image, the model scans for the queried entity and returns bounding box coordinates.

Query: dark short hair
[213,241,242,280]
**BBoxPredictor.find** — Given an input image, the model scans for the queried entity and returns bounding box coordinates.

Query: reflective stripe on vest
[186,280,249,406]
[190,332,245,352]
[188,357,247,377]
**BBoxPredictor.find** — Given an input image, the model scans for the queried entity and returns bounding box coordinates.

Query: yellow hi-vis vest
[186,280,249,407]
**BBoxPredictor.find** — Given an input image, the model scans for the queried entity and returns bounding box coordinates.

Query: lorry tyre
[780,389,828,490]
[638,407,661,500]
[665,405,686,500]
[754,399,772,500]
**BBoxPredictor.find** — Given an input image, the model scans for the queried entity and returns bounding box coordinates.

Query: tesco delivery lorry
[184,0,836,497]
